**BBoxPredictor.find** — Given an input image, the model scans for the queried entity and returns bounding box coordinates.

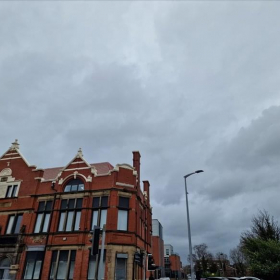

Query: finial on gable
[77,148,83,158]
[11,139,20,150]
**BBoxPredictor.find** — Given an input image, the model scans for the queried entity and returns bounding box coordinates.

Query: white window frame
[0,180,21,199]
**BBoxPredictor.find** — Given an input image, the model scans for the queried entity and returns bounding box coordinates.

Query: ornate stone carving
[31,235,46,243]
[77,148,83,158]
[86,175,92,182]
[0,168,12,177]
[10,139,20,150]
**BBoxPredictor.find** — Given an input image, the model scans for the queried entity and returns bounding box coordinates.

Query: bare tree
[193,243,212,260]
[229,245,247,276]
[192,243,213,276]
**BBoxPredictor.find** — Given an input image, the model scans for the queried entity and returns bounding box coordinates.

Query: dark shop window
[23,251,44,280]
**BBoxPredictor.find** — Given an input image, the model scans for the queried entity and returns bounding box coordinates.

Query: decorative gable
[54,148,94,185]
[0,139,35,168]
[60,148,92,172]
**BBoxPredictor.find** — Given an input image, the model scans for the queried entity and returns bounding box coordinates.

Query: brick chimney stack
[143,180,150,204]
[132,151,141,189]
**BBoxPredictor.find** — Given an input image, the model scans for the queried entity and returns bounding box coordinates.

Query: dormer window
[6,185,18,198]
[64,179,84,192]
[0,168,21,199]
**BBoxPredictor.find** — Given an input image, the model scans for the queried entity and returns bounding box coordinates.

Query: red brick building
[169,255,182,279]
[164,245,183,280]
[164,254,183,280]
[151,219,164,279]
[0,140,153,280]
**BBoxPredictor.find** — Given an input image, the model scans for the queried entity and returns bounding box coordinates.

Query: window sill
[0,197,17,200]
[56,231,81,234]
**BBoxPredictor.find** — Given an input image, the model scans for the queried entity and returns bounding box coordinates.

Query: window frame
[91,196,109,230]
[34,201,53,234]
[0,258,11,280]
[5,184,19,198]
[49,250,76,280]
[5,214,23,234]
[0,179,21,200]
[58,199,82,232]
[64,179,85,193]
[23,251,44,280]
[115,253,128,280]
[87,249,106,280]
[117,197,130,231]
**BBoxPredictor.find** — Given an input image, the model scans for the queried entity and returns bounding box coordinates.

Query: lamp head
[184,170,204,178]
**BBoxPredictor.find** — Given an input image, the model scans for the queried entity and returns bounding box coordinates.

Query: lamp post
[219,253,224,277]
[184,170,204,280]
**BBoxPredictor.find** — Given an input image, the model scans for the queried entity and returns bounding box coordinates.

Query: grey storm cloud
[1,0,280,263]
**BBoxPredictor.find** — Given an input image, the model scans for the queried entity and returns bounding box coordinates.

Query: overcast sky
[1,0,280,264]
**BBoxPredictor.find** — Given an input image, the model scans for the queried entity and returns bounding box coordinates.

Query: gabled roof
[0,139,34,167]
[42,162,114,181]
[61,148,92,172]
[1,141,115,181]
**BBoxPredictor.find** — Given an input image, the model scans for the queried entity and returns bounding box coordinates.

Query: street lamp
[184,170,204,280]
[220,253,224,276]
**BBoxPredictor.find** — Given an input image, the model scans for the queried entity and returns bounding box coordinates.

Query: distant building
[163,244,184,280]
[169,254,182,279]
[0,140,153,280]
[152,219,165,279]
[164,244,174,257]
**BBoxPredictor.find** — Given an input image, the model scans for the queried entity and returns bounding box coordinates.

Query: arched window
[64,179,84,192]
